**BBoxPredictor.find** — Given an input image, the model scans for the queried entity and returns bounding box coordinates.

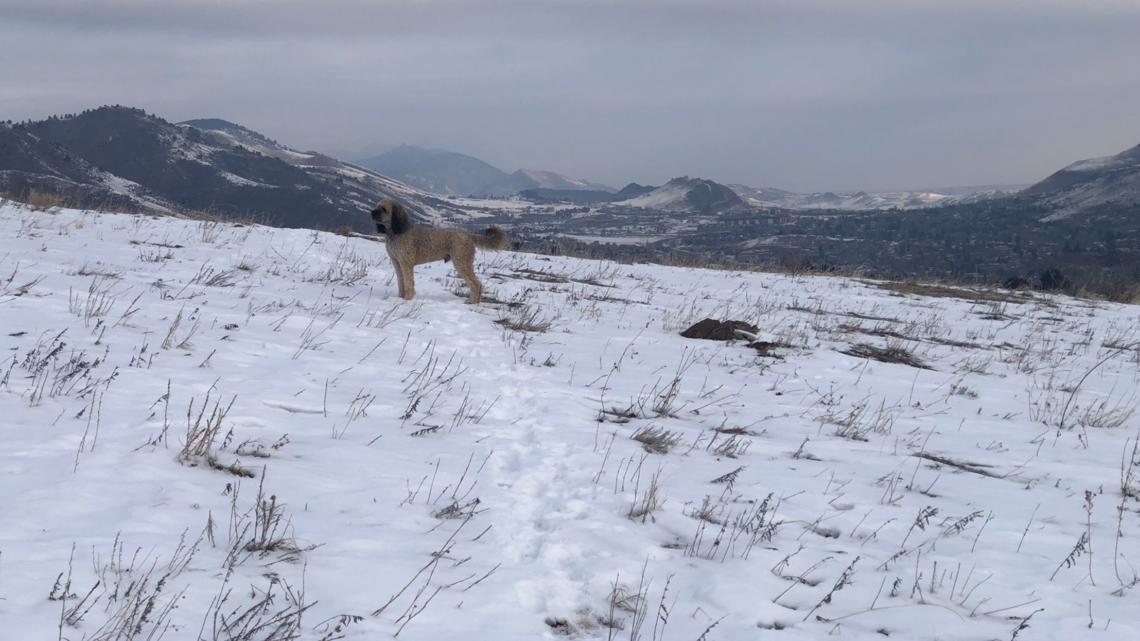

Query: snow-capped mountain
[179,119,472,225]
[354,145,613,197]
[0,107,469,231]
[510,168,614,193]
[1021,143,1140,215]
[729,184,1012,211]
[355,144,515,197]
[616,176,746,212]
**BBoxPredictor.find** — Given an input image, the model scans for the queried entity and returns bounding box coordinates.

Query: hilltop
[1,200,1137,640]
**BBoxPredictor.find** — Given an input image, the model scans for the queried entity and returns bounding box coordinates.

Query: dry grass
[869,280,1031,305]
[628,468,664,523]
[913,452,1000,478]
[843,341,931,369]
[821,398,897,441]
[495,305,554,333]
[631,426,683,454]
[176,390,253,477]
[23,190,72,211]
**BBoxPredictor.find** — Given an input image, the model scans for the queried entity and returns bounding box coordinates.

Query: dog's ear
[389,201,411,235]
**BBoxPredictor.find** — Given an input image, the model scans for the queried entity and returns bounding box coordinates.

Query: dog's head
[370,199,411,235]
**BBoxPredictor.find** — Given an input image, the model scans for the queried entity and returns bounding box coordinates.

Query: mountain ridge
[1020,143,1140,216]
[0,106,469,230]
[355,144,613,197]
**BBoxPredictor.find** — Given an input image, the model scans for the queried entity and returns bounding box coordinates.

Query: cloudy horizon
[2,0,1139,192]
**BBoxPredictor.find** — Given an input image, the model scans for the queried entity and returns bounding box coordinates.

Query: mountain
[616,176,746,212]
[729,184,1012,211]
[1021,143,1140,215]
[517,188,617,204]
[0,107,468,231]
[354,145,613,197]
[508,169,614,194]
[355,144,512,197]
[0,119,167,212]
[615,182,655,199]
[178,118,470,224]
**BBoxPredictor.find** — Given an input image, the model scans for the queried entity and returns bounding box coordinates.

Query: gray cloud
[3,0,1139,191]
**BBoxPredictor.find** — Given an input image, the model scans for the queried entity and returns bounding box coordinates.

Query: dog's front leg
[401,263,416,300]
[393,260,407,298]
[387,244,407,299]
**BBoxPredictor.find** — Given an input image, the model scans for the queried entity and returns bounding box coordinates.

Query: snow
[564,234,667,245]
[739,189,952,211]
[517,169,611,192]
[620,182,693,209]
[731,185,1018,211]
[99,173,174,212]
[1063,155,1119,173]
[1,200,1139,640]
[519,169,588,188]
[219,171,275,188]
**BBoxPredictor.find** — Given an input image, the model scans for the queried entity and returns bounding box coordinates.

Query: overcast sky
[2,0,1139,191]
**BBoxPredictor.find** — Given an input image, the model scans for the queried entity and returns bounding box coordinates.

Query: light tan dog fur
[371,199,508,303]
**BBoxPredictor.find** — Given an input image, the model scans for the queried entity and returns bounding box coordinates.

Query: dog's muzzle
[374,223,387,234]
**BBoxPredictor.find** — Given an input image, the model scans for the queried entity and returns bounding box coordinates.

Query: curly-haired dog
[371,199,508,303]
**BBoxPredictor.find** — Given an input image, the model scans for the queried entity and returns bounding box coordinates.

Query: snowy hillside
[178,119,474,225]
[1,200,1139,640]
[1022,143,1140,218]
[618,177,744,212]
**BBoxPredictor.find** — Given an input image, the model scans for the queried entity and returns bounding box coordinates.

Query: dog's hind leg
[454,258,482,304]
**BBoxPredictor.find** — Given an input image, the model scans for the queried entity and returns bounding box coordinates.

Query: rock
[680,319,759,341]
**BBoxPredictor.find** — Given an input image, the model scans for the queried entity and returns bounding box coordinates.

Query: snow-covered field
[1,200,1138,640]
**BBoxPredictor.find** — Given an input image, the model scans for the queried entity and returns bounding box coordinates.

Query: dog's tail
[471,226,509,251]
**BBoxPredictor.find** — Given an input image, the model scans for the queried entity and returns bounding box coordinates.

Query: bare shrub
[686,492,780,561]
[821,398,896,441]
[949,383,978,399]
[1077,395,1136,429]
[199,219,224,243]
[400,345,468,426]
[25,189,71,210]
[161,307,200,350]
[843,341,930,369]
[292,316,340,360]
[177,390,251,476]
[190,263,240,287]
[631,426,683,454]
[652,349,696,417]
[628,468,664,523]
[244,475,305,557]
[495,305,554,333]
[802,557,859,621]
[51,532,202,641]
[11,330,107,406]
[359,302,423,330]
[432,498,483,520]
[201,572,311,641]
[76,263,122,279]
[707,433,751,458]
[309,243,369,285]
[371,517,495,637]
[68,277,117,327]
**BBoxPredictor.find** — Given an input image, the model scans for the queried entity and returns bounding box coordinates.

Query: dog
[371,199,508,304]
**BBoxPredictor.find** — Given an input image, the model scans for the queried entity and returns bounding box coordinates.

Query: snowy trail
[1,201,1139,640]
